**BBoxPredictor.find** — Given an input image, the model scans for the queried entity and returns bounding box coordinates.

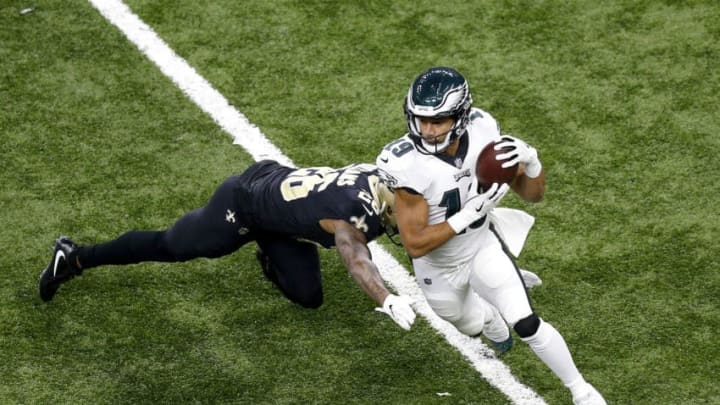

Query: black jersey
[236,160,385,248]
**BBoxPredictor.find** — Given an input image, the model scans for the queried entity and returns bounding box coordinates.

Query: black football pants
[76,173,324,308]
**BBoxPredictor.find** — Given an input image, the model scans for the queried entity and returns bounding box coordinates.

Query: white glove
[375,294,416,330]
[495,135,542,178]
[447,182,509,233]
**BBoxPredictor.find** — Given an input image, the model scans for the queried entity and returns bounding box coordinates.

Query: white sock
[521,320,582,386]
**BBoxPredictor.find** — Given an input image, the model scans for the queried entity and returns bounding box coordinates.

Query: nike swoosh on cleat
[53,250,66,277]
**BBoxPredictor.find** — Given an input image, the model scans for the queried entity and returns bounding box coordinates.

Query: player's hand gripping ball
[476,141,518,190]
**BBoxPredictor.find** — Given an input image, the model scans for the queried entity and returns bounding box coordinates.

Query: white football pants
[414,230,585,387]
[412,231,532,334]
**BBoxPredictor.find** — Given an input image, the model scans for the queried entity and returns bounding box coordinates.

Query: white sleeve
[376,140,429,193]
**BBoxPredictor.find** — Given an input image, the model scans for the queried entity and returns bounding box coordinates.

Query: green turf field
[2,0,719,403]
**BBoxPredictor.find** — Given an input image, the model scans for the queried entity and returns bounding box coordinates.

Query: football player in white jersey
[376,67,606,405]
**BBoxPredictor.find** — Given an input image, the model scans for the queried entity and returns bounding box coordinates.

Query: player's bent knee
[513,313,540,338]
[431,310,484,336]
[291,290,324,309]
[455,319,485,337]
[453,311,487,336]
[432,307,463,325]
[297,296,323,309]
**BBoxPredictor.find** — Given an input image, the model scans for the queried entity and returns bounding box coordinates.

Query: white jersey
[377,107,502,267]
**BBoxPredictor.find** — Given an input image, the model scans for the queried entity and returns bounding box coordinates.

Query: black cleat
[488,333,514,356]
[38,236,82,302]
[482,305,514,356]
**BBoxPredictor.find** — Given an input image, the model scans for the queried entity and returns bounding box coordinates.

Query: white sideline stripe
[88,1,546,404]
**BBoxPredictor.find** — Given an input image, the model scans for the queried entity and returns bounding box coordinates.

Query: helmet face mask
[404,67,473,154]
[374,170,401,243]
[411,116,456,154]
[376,180,398,231]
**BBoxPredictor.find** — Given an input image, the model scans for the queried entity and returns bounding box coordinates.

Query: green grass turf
[2,0,719,403]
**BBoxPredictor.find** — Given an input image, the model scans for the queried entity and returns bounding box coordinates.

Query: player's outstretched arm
[327,219,388,305]
[320,219,415,330]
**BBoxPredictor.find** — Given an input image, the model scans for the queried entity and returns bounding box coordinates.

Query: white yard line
[87,1,546,403]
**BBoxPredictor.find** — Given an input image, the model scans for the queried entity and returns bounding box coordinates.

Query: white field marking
[88,1,547,404]
[88,0,293,168]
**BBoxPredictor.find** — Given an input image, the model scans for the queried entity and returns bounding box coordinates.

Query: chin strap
[382,225,403,247]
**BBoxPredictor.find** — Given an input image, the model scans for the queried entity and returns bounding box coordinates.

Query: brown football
[476,141,518,189]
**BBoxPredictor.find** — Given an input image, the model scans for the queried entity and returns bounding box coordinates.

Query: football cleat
[572,383,607,405]
[38,236,82,302]
[482,305,513,356]
[488,333,514,356]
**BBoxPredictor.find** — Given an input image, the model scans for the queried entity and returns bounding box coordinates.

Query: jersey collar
[433,133,469,168]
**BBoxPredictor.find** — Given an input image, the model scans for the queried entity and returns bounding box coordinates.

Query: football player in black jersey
[38,160,415,330]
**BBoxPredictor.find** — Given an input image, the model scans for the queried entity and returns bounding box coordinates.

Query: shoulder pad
[468,107,500,136]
